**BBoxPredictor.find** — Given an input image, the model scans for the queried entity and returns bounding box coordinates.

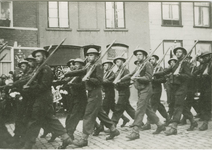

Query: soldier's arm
[103,72,115,84]
[178,61,191,80]
[64,68,87,77]
[118,69,131,87]
[152,66,166,83]
[154,65,172,77]
[120,68,136,82]
[87,64,103,86]
[135,62,153,83]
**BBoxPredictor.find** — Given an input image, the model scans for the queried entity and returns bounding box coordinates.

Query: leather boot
[141,123,151,131]
[93,125,104,136]
[106,129,120,140]
[121,118,130,127]
[126,132,140,140]
[165,127,177,136]
[48,134,57,142]
[187,121,198,131]
[179,117,187,125]
[199,122,208,131]
[153,124,166,134]
[58,137,73,149]
[72,139,88,147]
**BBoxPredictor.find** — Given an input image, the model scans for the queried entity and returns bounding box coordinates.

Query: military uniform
[111,67,135,125]
[151,65,169,121]
[65,75,87,138]
[23,64,69,148]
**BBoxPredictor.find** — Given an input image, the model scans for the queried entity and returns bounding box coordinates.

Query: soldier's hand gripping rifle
[24,38,66,87]
[82,39,116,81]
[153,43,176,75]
[130,42,163,81]
[103,51,126,80]
[173,40,199,75]
[113,53,134,84]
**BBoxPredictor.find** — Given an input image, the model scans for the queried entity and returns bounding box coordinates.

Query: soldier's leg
[66,101,86,139]
[199,91,211,131]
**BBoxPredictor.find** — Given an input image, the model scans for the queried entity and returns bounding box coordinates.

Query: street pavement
[5,102,212,149]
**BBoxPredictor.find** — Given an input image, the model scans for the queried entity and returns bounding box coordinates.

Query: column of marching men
[0,42,211,149]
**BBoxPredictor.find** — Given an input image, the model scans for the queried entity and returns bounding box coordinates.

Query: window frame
[47,1,70,29]
[105,2,126,29]
[0,1,13,27]
[161,2,183,27]
[193,2,211,28]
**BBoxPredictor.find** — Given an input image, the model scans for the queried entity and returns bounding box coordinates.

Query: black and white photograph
[0,0,211,149]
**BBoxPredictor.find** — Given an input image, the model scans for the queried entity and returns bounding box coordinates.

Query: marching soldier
[111,57,135,127]
[155,47,197,135]
[21,49,72,149]
[65,58,87,140]
[93,60,130,136]
[63,48,119,148]
[142,55,170,130]
[193,51,212,131]
[165,58,177,119]
[120,49,165,140]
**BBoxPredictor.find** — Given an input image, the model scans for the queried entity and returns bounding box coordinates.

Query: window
[194,2,210,27]
[48,1,69,28]
[105,2,125,29]
[107,43,128,60]
[161,2,182,26]
[0,1,12,27]
[195,41,212,54]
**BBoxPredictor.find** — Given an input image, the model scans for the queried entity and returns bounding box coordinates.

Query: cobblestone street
[6,108,212,149]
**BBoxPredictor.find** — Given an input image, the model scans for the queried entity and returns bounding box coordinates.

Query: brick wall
[0,29,37,47]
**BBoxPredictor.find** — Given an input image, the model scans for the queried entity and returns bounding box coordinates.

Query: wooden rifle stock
[82,39,116,81]
[25,38,66,86]
[173,40,199,75]
[131,41,163,79]
[113,53,134,84]
[104,51,126,80]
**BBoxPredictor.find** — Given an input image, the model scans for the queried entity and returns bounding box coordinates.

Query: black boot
[199,122,208,131]
[141,123,151,131]
[72,139,88,147]
[106,129,120,140]
[153,125,166,134]
[48,134,57,142]
[165,127,177,136]
[187,121,198,131]
[121,118,130,127]
[93,125,104,136]
[126,132,140,140]
[58,137,73,149]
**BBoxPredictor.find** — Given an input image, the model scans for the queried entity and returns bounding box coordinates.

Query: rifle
[82,39,116,81]
[103,51,126,80]
[130,42,163,80]
[0,53,7,62]
[25,38,66,86]
[173,40,199,75]
[113,53,134,84]
[153,43,176,74]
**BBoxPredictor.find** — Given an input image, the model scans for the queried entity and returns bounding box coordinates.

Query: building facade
[0,1,212,102]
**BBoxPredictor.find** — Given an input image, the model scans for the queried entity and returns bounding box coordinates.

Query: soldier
[63,48,119,148]
[165,58,177,119]
[155,47,197,135]
[111,57,135,127]
[12,60,31,144]
[21,48,72,149]
[67,59,75,71]
[65,58,87,140]
[93,60,130,136]
[120,49,165,140]
[193,51,212,131]
[142,55,170,130]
